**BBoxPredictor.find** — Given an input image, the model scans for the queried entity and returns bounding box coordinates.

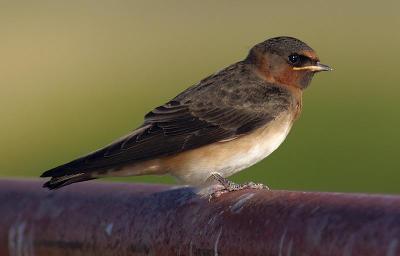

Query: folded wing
[41,98,275,178]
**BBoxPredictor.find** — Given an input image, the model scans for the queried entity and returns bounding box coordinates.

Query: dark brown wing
[41,62,292,179]
[42,101,274,178]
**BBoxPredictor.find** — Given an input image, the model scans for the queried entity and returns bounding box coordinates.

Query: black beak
[315,62,333,72]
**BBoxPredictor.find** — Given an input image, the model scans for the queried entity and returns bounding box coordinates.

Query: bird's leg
[203,173,269,200]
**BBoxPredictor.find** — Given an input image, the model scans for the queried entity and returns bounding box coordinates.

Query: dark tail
[41,159,97,190]
[42,173,96,190]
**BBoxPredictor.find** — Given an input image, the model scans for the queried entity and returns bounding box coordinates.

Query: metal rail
[0,179,400,255]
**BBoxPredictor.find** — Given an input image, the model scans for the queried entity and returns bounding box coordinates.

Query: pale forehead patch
[301,50,319,61]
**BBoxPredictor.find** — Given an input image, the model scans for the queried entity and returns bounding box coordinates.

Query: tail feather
[42,173,96,190]
[40,159,84,178]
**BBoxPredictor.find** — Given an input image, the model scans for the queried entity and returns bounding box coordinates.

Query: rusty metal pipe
[1,179,400,255]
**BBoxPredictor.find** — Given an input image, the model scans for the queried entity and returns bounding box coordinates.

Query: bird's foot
[202,173,269,200]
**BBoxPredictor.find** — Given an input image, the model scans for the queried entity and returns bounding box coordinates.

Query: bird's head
[246,36,332,89]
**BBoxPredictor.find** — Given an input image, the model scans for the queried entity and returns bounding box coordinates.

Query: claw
[200,173,269,200]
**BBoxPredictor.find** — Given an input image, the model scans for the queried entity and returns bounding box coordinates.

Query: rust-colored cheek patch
[274,67,302,89]
[254,55,309,89]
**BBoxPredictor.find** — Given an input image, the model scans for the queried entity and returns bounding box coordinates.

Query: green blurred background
[1,1,399,194]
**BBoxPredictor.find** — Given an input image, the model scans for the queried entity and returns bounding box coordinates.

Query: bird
[41,36,332,192]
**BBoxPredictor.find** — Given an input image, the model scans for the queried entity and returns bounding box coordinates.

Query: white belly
[223,119,292,176]
[166,112,294,185]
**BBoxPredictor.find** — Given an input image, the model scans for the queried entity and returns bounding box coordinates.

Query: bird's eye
[288,54,300,65]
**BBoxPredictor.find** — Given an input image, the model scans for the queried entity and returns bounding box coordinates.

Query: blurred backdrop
[1,1,399,193]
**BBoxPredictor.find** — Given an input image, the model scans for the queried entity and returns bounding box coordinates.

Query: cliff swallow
[41,36,332,192]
